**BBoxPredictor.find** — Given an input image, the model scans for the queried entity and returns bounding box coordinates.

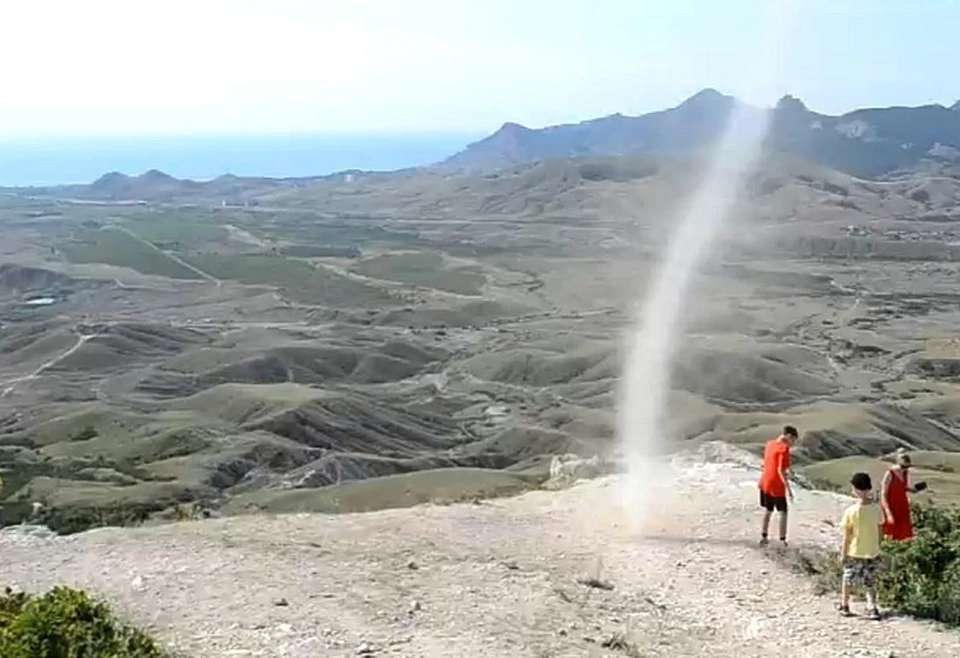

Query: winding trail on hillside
[1,445,957,657]
[0,331,96,397]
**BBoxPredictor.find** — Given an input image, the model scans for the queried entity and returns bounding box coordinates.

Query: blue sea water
[0,133,481,187]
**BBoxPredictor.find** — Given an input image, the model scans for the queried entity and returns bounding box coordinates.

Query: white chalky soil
[1,445,956,658]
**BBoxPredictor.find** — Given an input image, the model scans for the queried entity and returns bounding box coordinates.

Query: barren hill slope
[1,444,957,658]
[4,153,960,534]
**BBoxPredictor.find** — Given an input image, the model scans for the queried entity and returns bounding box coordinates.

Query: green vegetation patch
[63,228,201,280]
[279,244,360,258]
[791,504,960,627]
[120,214,227,248]
[227,467,537,514]
[183,253,395,306]
[0,586,168,657]
[350,252,486,295]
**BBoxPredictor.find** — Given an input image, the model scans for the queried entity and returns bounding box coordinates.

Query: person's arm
[881,470,893,523]
[905,470,918,494]
[840,514,852,564]
[779,451,793,501]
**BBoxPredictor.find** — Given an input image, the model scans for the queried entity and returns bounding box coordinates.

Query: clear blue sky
[3,0,958,137]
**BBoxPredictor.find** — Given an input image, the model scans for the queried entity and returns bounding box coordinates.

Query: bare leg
[778,510,789,542]
[865,586,878,611]
[761,509,773,541]
[840,576,852,612]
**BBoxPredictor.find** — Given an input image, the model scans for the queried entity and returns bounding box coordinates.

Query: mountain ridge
[444,89,960,179]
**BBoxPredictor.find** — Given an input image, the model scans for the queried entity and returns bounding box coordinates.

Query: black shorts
[760,490,788,512]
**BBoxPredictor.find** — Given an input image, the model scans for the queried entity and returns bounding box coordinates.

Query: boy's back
[840,471,884,620]
[841,501,883,559]
[759,438,790,497]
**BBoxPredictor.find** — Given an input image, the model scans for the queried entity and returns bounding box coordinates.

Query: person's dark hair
[783,425,799,438]
[851,472,872,492]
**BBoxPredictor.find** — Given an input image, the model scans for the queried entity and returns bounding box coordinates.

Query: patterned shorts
[843,557,881,588]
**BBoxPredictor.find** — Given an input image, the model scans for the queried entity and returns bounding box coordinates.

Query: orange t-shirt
[758,439,791,497]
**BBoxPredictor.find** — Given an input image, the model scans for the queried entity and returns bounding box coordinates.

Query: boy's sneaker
[866,608,882,621]
[759,536,769,547]
[838,604,853,617]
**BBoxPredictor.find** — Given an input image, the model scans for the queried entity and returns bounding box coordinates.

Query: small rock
[409,599,421,613]
[356,643,376,655]
[273,597,289,607]
[577,577,614,591]
[406,560,419,570]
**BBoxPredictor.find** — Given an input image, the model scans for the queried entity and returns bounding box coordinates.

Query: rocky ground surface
[1,443,956,658]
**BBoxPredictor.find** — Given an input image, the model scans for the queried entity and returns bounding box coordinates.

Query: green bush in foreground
[802,503,960,626]
[879,504,960,625]
[0,586,166,658]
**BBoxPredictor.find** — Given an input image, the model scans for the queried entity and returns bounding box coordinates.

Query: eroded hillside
[2,155,960,526]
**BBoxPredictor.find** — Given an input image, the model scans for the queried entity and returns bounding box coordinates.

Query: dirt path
[0,331,95,397]
[111,225,221,285]
[1,445,956,657]
[223,224,269,248]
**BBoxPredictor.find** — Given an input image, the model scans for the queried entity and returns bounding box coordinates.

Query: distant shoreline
[0,132,480,187]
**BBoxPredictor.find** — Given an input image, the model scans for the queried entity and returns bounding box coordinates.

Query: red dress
[882,467,914,541]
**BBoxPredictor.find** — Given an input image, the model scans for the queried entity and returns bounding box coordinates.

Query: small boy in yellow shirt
[839,471,884,620]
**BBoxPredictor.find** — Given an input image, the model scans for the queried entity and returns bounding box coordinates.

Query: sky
[2,0,959,137]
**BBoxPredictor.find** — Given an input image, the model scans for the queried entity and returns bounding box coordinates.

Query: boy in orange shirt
[758,425,799,546]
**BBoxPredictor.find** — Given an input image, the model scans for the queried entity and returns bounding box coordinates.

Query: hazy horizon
[4,0,959,186]
[2,82,957,187]
[0,132,482,187]
[4,1,959,139]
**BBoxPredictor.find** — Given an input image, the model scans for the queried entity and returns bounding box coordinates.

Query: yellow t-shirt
[841,501,883,559]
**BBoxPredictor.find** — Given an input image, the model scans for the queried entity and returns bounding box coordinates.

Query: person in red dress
[881,451,925,541]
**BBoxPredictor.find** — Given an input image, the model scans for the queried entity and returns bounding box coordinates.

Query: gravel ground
[1,444,958,657]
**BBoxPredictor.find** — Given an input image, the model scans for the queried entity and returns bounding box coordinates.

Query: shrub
[0,586,167,657]
[791,503,960,626]
[879,504,960,625]
[35,504,153,536]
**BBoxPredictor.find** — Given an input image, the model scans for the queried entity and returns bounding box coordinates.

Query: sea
[0,133,481,187]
